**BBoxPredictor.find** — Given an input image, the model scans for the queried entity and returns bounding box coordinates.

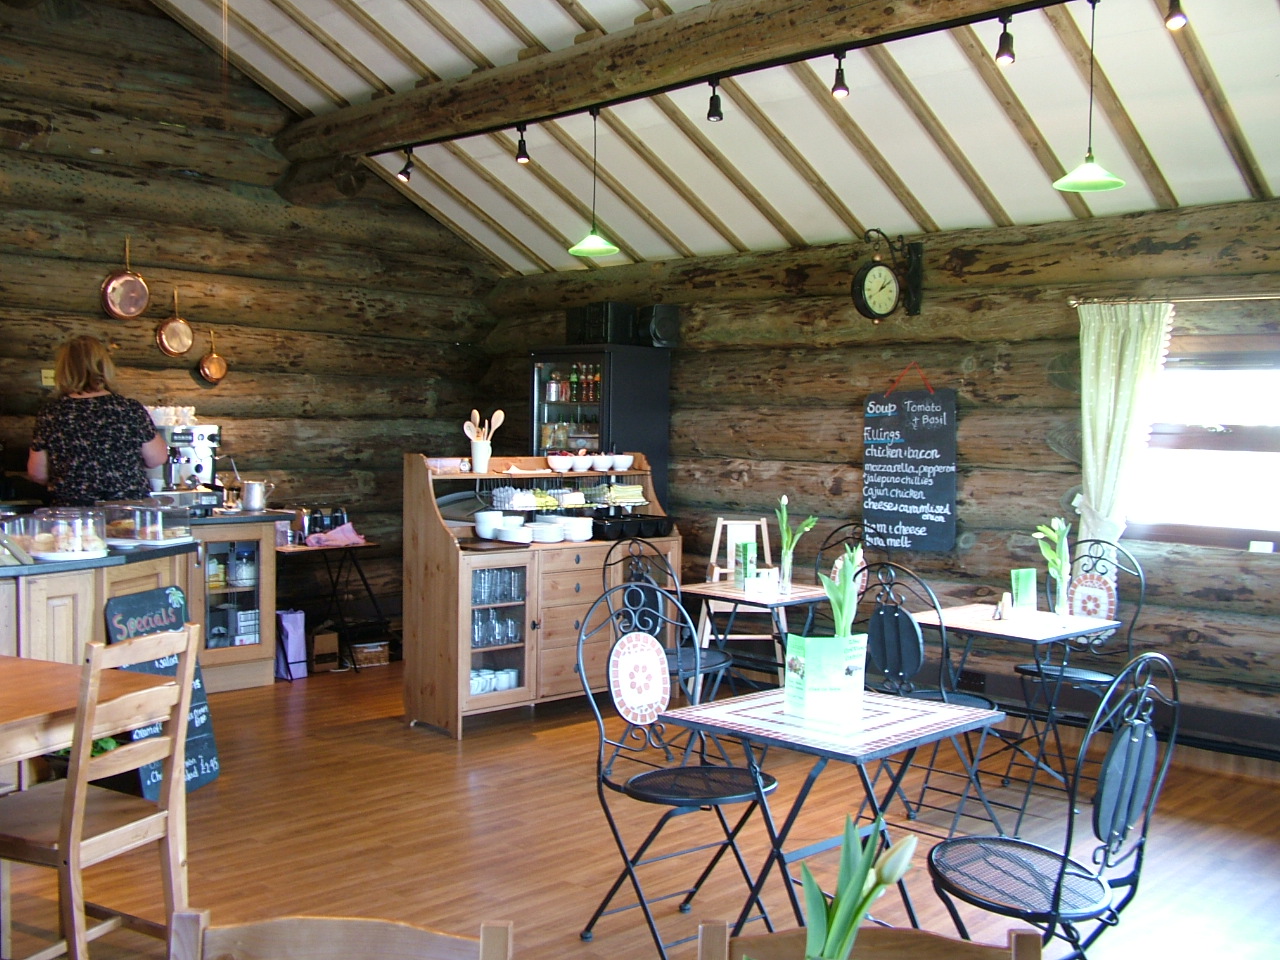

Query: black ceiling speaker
[639,304,680,348]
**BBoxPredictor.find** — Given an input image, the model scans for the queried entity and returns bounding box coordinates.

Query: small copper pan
[199,330,227,384]
[155,290,194,357]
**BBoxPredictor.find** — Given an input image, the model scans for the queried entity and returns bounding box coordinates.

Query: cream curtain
[1078,301,1173,543]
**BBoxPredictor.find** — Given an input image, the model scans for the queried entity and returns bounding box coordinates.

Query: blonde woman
[28,336,166,505]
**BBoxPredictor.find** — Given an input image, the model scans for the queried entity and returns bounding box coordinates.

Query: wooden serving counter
[402,453,679,738]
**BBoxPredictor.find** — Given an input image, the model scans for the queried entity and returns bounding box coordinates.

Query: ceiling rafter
[262,0,390,96]
[720,76,866,240]
[600,110,750,254]
[273,0,1052,163]
[596,113,699,258]
[1151,0,1271,200]
[865,44,1013,228]
[787,61,940,235]
[650,94,798,249]
[438,142,568,274]
[1043,4,1177,209]
[148,0,314,117]
[331,0,435,80]
[949,23,1091,220]
[401,0,495,77]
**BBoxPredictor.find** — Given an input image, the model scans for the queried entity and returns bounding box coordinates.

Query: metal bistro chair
[578,582,777,960]
[603,537,732,702]
[696,922,1042,960]
[857,562,1010,838]
[1003,540,1147,819]
[929,652,1179,960]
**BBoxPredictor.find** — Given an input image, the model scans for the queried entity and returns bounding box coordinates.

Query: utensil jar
[470,440,492,474]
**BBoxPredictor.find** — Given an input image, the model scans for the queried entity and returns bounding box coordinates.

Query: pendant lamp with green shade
[568,108,620,257]
[1054,0,1125,193]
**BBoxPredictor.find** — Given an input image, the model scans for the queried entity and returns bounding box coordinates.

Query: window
[1125,338,1280,549]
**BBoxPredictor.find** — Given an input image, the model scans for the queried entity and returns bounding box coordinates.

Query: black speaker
[566,302,638,345]
[638,304,680,347]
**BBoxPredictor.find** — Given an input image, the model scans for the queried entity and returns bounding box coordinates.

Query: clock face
[853,261,901,320]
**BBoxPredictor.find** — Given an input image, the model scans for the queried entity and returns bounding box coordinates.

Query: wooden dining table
[0,654,172,767]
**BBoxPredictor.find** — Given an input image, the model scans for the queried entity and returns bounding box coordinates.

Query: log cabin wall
[0,0,497,625]
[482,199,1280,755]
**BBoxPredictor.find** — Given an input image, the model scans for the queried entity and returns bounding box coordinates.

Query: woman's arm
[141,432,168,469]
[27,448,49,484]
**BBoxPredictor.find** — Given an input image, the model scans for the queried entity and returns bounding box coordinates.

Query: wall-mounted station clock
[852,259,901,321]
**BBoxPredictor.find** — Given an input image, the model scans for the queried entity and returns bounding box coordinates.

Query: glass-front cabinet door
[461,554,536,709]
[192,519,277,692]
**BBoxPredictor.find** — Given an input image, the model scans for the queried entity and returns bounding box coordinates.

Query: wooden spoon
[463,421,478,441]
[481,419,490,441]
[470,409,481,431]
[489,409,505,438]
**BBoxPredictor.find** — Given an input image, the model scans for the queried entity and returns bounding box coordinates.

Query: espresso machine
[146,424,224,515]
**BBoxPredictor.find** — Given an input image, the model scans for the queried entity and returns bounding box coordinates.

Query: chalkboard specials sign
[862,387,958,552]
[103,587,220,800]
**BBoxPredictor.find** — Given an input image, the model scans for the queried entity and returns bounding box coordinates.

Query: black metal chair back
[929,652,1180,959]
[601,537,730,702]
[858,561,958,699]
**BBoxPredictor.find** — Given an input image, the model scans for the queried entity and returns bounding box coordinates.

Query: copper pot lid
[101,237,150,320]
[199,329,227,384]
[155,290,194,357]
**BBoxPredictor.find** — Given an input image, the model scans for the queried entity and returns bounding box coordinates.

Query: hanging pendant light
[515,123,530,164]
[830,53,849,99]
[568,109,619,258]
[994,16,1015,66]
[706,80,724,122]
[1054,0,1124,193]
[395,148,414,183]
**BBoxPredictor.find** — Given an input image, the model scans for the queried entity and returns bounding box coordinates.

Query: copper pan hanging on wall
[198,329,227,384]
[100,237,151,320]
[155,289,194,357]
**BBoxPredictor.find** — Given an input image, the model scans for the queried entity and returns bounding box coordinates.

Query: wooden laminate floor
[6,662,1279,960]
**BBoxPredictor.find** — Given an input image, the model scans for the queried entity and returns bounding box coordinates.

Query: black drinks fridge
[530,344,671,506]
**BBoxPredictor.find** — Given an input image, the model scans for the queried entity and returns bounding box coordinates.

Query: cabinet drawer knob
[530,620,540,630]
[574,619,581,631]
[574,582,581,593]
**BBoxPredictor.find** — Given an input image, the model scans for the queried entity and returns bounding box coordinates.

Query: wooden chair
[169,910,512,960]
[697,517,787,685]
[0,623,201,960]
[696,922,1042,960]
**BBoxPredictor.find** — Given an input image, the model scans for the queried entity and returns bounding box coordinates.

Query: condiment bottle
[569,363,579,402]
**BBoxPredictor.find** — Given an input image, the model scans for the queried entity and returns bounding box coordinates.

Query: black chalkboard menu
[862,387,958,553]
[103,587,220,800]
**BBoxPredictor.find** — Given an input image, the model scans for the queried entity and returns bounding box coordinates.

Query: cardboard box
[311,631,340,673]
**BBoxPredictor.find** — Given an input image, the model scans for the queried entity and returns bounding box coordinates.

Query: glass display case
[530,344,671,506]
[204,539,262,649]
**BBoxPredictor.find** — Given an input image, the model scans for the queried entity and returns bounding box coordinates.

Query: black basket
[591,513,674,540]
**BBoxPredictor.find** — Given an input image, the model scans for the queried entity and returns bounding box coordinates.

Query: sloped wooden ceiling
[152,0,1278,276]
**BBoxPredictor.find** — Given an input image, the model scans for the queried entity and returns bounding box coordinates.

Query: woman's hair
[55,336,119,396]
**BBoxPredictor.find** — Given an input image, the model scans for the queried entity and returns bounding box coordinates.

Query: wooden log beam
[485,198,1280,313]
[670,339,1080,410]
[275,156,370,204]
[0,312,484,381]
[0,96,286,186]
[0,254,493,342]
[671,407,1080,472]
[0,209,496,297]
[0,33,288,137]
[275,0,1035,163]
[0,152,474,258]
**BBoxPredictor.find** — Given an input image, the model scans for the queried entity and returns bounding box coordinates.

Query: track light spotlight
[995,16,1015,66]
[707,80,723,122]
[1164,0,1187,30]
[395,149,414,183]
[515,124,530,164]
[831,53,849,99]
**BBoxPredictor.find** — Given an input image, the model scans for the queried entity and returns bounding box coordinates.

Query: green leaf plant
[818,543,864,639]
[786,815,917,960]
[1032,517,1072,592]
[775,495,818,559]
